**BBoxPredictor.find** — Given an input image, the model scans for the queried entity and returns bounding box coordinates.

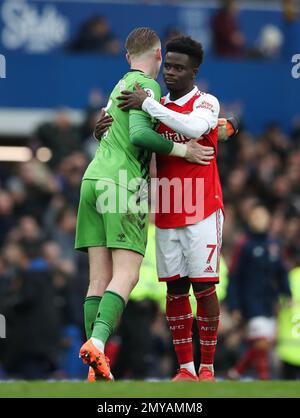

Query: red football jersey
[155,89,224,229]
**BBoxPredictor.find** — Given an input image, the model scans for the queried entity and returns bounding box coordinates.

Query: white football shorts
[247,316,276,340]
[156,209,224,283]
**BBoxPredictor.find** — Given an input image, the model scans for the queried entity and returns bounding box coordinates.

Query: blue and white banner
[0,1,299,134]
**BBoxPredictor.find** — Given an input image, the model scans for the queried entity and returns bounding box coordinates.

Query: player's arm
[93,108,214,165]
[94,109,113,141]
[142,94,220,138]
[118,82,218,138]
[129,111,214,165]
[218,117,239,142]
[125,79,179,155]
[118,84,238,141]
[128,79,215,164]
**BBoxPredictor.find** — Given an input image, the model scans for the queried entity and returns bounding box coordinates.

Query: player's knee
[167,277,190,296]
[128,274,139,288]
[192,282,215,294]
[113,271,139,289]
[253,338,271,350]
[89,270,111,285]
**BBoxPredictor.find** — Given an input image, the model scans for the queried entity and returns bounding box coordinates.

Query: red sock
[235,346,257,375]
[195,286,220,367]
[236,345,270,379]
[166,293,194,365]
[253,347,270,380]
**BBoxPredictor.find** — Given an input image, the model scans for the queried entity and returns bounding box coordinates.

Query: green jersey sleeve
[129,111,174,155]
[129,77,161,120]
[128,76,175,154]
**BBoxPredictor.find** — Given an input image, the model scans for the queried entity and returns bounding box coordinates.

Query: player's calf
[193,284,220,380]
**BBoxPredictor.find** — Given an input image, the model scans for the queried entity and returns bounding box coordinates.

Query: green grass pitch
[0,381,299,398]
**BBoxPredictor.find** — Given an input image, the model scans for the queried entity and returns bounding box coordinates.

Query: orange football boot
[198,367,215,382]
[172,368,198,382]
[87,367,96,382]
[80,339,113,381]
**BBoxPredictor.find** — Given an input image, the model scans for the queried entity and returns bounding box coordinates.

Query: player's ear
[126,52,131,65]
[192,67,199,80]
[155,47,162,62]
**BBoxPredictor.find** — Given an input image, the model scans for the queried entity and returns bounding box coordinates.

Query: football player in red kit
[96,36,238,382]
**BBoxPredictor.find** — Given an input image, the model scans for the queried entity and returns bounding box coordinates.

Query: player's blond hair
[125,27,160,58]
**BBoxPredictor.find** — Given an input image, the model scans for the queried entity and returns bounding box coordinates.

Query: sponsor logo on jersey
[161,131,190,143]
[196,100,214,112]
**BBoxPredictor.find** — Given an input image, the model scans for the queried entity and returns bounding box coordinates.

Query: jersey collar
[129,69,144,73]
[164,86,198,106]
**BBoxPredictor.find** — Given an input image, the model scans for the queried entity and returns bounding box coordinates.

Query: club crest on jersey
[118,79,126,91]
[144,88,155,98]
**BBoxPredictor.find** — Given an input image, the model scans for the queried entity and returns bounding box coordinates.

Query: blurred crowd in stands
[0,99,300,380]
[0,0,299,382]
[66,0,298,59]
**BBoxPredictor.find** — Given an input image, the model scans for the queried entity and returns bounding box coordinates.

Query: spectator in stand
[69,16,120,55]
[0,191,16,247]
[34,110,82,168]
[43,241,75,276]
[211,0,245,58]
[227,205,292,380]
[1,105,300,380]
[56,153,88,208]
[49,206,77,263]
[6,160,59,219]
[257,25,284,59]
[0,242,61,379]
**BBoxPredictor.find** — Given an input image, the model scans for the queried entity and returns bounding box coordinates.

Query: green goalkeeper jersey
[83,70,161,188]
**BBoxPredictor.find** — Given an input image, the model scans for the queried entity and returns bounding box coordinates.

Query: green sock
[91,291,125,344]
[84,296,102,339]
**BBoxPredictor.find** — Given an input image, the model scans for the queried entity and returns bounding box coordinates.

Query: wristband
[169,142,187,157]
[141,96,153,113]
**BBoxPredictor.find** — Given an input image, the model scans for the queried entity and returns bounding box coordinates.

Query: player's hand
[185,139,214,165]
[94,108,113,140]
[217,116,239,142]
[117,81,148,111]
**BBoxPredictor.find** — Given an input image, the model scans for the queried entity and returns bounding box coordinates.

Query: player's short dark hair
[125,27,160,56]
[165,36,204,67]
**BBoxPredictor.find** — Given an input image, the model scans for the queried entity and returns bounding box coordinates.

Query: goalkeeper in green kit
[75,27,214,381]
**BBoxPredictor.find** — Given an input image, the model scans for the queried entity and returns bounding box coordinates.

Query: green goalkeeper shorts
[75,179,148,256]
